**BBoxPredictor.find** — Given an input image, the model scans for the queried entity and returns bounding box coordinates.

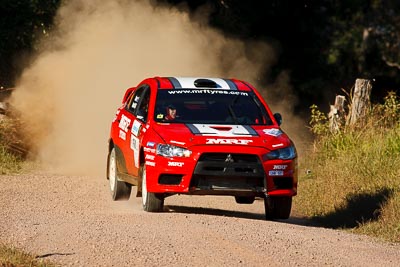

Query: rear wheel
[264,196,292,220]
[141,165,164,212]
[108,147,131,200]
[234,196,255,204]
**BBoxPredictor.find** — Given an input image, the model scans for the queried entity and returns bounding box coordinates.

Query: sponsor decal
[146,161,156,167]
[272,143,284,148]
[273,165,288,170]
[168,89,248,96]
[187,124,257,137]
[144,147,156,154]
[168,161,184,167]
[131,120,141,136]
[146,141,156,147]
[130,135,140,168]
[130,135,137,150]
[157,114,164,119]
[119,130,126,140]
[118,114,131,132]
[170,140,185,146]
[206,138,253,145]
[269,170,284,176]
[145,154,155,161]
[263,128,282,137]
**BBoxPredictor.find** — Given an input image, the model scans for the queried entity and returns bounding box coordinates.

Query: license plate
[269,170,284,176]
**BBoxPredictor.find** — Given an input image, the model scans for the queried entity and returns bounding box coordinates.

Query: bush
[0,116,23,174]
[0,145,21,174]
[296,91,400,242]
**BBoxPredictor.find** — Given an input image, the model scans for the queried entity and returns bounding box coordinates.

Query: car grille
[190,153,265,192]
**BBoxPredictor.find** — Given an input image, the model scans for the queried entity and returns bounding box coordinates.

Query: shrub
[296,91,400,242]
[0,116,23,174]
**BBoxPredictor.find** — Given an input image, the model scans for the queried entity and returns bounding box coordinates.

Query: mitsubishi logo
[225,154,234,163]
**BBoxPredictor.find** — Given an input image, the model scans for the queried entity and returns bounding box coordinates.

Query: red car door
[121,85,151,177]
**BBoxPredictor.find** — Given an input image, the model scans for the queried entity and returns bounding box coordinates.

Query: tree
[0,0,61,88]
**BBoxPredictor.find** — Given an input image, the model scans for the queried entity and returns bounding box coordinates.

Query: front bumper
[145,146,297,197]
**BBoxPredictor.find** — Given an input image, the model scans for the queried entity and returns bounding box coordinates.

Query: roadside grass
[0,145,22,174]
[1,117,43,266]
[295,92,400,242]
[0,244,55,267]
[0,116,24,174]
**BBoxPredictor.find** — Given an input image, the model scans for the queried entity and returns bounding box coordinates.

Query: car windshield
[154,89,273,125]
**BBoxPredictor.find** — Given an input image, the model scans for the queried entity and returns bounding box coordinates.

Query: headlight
[265,146,296,160]
[156,144,192,158]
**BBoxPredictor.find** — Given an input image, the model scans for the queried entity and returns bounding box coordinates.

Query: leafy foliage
[0,0,61,87]
[309,104,329,136]
[297,91,400,242]
[1,0,400,111]
[159,0,400,110]
[0,0,400,110]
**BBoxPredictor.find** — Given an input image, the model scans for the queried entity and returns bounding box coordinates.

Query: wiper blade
[228,105,239,124]
[228,95,240,124]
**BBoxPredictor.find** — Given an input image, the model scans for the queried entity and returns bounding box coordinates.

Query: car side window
[127,86,145,114]
[126,85,150,123]
[135,89,150,122]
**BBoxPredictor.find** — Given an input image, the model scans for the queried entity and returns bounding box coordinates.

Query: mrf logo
[273,165,288,170]
[206,138,253,145]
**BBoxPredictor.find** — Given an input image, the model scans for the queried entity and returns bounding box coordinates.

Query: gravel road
[1,171,399,266]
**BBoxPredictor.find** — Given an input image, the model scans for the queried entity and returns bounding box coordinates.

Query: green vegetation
[0,146,21,174]
[0,117,23,174]
[2,1,400,110]
[295,92,400,242]
[0,0,61,88]
[0,244,54,267]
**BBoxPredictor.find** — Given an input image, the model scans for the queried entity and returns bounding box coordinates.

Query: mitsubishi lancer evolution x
[107,77,298,219]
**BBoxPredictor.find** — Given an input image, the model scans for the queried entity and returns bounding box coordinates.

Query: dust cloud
[10,0,306,176]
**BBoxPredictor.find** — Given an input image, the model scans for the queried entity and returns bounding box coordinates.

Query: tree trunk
[329,95,346,132]
[348,79,372,126]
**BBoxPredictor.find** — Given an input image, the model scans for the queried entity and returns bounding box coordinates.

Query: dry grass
[0,114,26,174]
[0,244,55,267]
[295,92,400,242]
[0,146,21,174]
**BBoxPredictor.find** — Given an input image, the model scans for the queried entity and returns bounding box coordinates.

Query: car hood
[152,123,292,151]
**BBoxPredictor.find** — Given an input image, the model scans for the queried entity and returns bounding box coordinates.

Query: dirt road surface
[1,172,399,266]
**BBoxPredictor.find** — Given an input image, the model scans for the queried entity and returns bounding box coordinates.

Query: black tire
[234,196,255,204]
[141,165,164,212]
[107,147,131,200]
[264,196,292,220]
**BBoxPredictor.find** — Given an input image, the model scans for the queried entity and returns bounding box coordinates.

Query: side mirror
[273,113,282,126]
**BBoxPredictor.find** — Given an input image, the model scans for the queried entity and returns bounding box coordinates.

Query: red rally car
[107,77,298,219]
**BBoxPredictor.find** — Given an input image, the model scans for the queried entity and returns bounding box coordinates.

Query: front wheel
[108,147,131,200]
[141,165,164,212]
[264,196,292,220]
